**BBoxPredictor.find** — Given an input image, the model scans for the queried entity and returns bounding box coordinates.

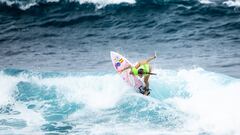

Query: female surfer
[119,54,157,96]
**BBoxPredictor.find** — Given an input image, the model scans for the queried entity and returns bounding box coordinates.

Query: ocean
[0,0,240,134]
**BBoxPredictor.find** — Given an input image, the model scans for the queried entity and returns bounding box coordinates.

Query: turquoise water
[0,68,239,134]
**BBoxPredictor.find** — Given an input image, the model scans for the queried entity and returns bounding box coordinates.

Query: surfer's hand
[153,54,157,59]
[153,51,157,58]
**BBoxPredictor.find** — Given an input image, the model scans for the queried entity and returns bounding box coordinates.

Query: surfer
[119,54,157,96]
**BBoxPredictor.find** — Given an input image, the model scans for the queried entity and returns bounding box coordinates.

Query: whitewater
[1,0,240,10]
[0,68,239,135]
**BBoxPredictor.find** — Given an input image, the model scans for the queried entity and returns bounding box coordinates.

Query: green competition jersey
[131,64,150,76]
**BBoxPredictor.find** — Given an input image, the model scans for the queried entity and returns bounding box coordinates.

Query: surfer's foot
[144,90,150,96]
[143,87,150,96]
[139,86,150,96]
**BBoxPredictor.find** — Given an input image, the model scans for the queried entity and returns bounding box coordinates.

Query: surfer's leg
[143,66,151,96]
[144,75,150,89]
[144,66,151,89]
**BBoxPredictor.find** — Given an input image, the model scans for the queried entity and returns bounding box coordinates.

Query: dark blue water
[0,0,240,134]
[0,0,240,77]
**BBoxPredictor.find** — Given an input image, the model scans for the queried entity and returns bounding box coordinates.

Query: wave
[0,68,239,134]
[0,0,135,11]
[1,0,239,35]
[1,0,239,37]
[0,0,240,12]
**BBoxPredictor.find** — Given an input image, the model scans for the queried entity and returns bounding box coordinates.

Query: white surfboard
[110,51,144,91]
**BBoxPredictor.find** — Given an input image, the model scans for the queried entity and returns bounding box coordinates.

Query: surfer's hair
[138,69,144,75]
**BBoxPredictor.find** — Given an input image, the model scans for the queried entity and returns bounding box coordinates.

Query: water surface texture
[0,0,240,134]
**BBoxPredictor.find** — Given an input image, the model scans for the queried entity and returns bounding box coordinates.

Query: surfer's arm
[134,63,140,69]
[146,55,156,63]
[137,55,156,66]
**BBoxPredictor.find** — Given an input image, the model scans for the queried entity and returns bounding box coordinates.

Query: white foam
[37,74,131,109]
[199,0,214,4]
[168,68,240,134]
[0,0,61,10]
[0,72,22,106]
[223,0,240,7]
[0,0,37,10]
[13,103,45,134]
[0,0,135,10]
[1,68,240,134]
[72,0,135,8]
[0,72,45,134]
[84,119,197,135]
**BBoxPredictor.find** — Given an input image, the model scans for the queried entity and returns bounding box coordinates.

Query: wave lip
[224,0,240,7]
[0,0,38,10]
[78,0,135,8]
[1,0,240,12]
[0,0,135,10]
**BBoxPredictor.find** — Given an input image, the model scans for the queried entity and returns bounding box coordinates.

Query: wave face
[0,68,239,134]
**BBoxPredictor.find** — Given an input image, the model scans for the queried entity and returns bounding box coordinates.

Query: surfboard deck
[110,51,144,91]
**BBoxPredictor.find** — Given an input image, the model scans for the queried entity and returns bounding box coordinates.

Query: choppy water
[0,68,240,135]
[0,0,240,134]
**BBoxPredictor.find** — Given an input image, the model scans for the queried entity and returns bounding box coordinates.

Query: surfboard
[110,51,144,91]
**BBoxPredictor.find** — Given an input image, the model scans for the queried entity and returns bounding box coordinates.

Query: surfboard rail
[110,51,143,90]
